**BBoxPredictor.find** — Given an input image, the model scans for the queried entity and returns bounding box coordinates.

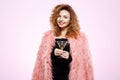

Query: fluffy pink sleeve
[82,33,94,80]
[32,32,48,80]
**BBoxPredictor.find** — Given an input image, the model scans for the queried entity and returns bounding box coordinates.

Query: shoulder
[42,30,54,38]
[44,30,53,35]
[77,31,87,40]
[68,31,88,44]
[43,30,53,36]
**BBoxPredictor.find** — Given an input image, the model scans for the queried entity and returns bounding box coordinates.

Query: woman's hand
[54,48,69,59]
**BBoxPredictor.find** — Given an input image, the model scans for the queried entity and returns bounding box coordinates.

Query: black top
[51,38,72,80]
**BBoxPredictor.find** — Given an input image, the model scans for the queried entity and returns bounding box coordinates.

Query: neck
[61,27,68,37]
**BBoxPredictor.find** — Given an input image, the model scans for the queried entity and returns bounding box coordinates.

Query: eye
[64,16,68,19]
[58,15,61,18]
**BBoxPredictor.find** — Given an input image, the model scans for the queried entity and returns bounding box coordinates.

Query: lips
[58,21,65,25]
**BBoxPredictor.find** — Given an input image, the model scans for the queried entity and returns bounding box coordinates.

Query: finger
[60,52,69,59]
[54,48,62,56]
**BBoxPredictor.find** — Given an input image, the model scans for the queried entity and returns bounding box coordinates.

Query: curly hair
[50,4,80,39]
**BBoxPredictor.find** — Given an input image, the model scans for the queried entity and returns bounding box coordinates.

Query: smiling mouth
[59,21,65,25]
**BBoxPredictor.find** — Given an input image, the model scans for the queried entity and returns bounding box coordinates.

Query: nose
[59,17,63,21]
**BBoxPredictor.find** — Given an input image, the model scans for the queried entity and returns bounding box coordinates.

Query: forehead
[59,10,70,16]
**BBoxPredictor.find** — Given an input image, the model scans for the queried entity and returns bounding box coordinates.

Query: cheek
[56,18,59,21]
[56,18,59,23]
[66,19,70,24]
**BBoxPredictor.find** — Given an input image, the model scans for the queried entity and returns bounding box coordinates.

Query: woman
[32,4,94,80]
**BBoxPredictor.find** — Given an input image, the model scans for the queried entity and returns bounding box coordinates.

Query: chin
[59,25,66,28]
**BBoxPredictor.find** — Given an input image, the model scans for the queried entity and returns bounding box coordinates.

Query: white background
[0,0,120,80]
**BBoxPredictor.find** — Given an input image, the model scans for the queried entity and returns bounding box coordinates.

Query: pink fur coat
[32,30,94,80]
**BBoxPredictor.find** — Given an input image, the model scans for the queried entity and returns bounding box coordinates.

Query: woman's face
[57,10,70,29]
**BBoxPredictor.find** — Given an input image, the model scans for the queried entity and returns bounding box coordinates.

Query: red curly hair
[50,4,80,39]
